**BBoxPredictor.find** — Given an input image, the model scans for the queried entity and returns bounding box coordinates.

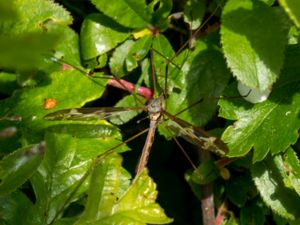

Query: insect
[45,41,229,173]
[44,1,231,223]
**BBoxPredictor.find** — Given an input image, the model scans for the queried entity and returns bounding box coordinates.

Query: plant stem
[107,78,153,100]
[200,151,215,225]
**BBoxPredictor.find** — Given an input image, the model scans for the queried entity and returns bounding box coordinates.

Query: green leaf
[0,69,108,133]
[0,0,72,33]
[274,148,300,196]
[279,0,300,27]
[91,0,151,29]
[222,211,239,225]
[252,156,300,220]
[184,170,202,200]
[184,0,205,30]
[260,0,276,5]
[0,72,18,95]
[110,95,146,125]
[162,39,231,128]
[30,125,127,224]
[106,169,173,224]
[53,217,78,225]
[221,0,288,90]
[240,204,265,225]
[0,1,17,21]
[150,0,172,28]
[75,162,172,225]
[80,13,131,60]
[0,191,35,225]
[219,45,300,161]
[125,36,153,72]
[0,32,60,70]
[50,27,83,69]
[0,142,45,195]
[225,173,256,207]
[74,154,130,224]
[109,40,135,78]
[191,160,219,185]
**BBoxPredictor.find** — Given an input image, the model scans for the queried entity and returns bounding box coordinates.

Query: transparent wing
[45,106,145,121]
[164,111,227,157]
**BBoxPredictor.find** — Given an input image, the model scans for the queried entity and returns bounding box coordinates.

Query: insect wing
[164,112,227,157]
[44,107,144,121]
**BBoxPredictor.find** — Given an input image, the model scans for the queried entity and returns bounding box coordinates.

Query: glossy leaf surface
[221,0,288,90]
[219,45,300,161]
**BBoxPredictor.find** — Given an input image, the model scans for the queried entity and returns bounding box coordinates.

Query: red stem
[61,64,154,100]
[108,78,153,100]
[199,151,216,225]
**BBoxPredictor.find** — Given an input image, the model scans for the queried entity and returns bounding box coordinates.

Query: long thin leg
[135,119,158,175]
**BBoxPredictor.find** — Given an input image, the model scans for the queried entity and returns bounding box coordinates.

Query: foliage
[0,0,299,224]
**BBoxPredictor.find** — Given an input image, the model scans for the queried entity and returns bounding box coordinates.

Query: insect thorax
[147,95,165,121]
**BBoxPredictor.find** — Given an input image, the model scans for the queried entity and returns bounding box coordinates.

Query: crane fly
[43,2,231,224]
[45,80,228,175]
[45,15,230,176]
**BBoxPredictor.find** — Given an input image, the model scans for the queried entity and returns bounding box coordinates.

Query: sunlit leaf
[221,0,288,90]
[279,0,300,27]
[0,0,72,33]
[30,125,128,224]
[91,0,151,28]
[219,45,300,161]
[0,69,107,133]
[80,13,130,60]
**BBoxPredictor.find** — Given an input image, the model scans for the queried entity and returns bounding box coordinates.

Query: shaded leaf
[0,142,45,195]
[252,156,300,220]
[125,35,153,72]
[110,95,146,125]
[191,160,219,185]
[0,1,17,21]
[240,204,265,225]
[0,72,18,95]
[184,170,202,200]
[184,0,205,30]
[109,40,135,78]
[274,148,300,196]
[158,38,231,135]
[0,191,35,225]
[225,173,256,207]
